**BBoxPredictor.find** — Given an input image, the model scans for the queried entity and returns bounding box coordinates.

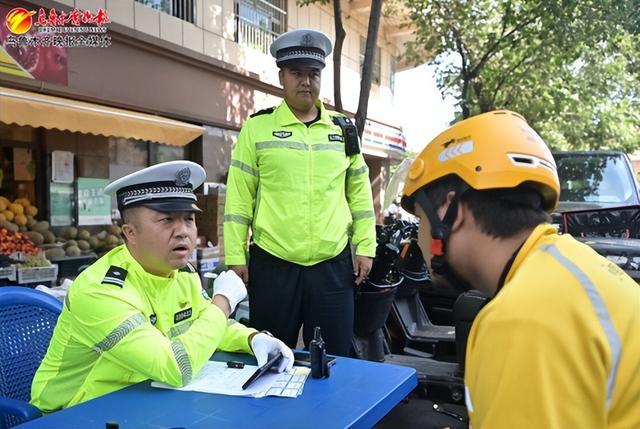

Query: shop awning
[0,86,204,146]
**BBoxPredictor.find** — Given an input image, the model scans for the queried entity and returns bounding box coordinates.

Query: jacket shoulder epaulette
[250,107,275,118]
[102,265,128,288]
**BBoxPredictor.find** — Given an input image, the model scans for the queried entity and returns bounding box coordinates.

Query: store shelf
[0,265,16,281]
[17,264,59,284]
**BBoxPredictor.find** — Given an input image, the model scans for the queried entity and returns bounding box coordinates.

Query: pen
[432,403,466,422]
[227,360,245,369]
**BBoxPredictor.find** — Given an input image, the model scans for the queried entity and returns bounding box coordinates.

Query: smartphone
[242,351,283,390]
[293,351,336,368]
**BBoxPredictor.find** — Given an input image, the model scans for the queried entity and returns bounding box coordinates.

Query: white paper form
[151,361,310,398]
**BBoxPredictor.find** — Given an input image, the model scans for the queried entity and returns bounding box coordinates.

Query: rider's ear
[450,201,467,232]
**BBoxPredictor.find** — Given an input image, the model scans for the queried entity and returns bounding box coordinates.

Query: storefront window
[202,125,238,184]
[107,138,187,216]
[109,137,148,170]
[0,144,38,204]
[149,142,186,164]
[0,124,37,203]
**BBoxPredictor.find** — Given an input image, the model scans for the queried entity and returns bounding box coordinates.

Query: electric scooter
[351,159,488,405]
[351,217,488,404]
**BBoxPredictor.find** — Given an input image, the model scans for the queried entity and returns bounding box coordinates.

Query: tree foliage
[403,0,640,151]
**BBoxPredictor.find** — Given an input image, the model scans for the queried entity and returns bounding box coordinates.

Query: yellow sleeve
[68,285,229,387]
[217,319,257,353]
[346,152,376,257]
[223,122,259,265]
[191,275,256,354]
[465,312,608,428]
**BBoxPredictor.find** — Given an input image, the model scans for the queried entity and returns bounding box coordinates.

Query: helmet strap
[414,183,468,275]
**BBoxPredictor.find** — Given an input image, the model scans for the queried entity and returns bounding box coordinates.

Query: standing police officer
[31,161,293,412]
[224,29,376,356]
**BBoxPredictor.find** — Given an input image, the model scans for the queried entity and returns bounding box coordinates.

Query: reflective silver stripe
[352,210,375,220]
[93,313,146,354]
[465,385,474,412]
[256,141,308,151]
[312,144,343,152]
[348,165,368,177]
[545,244,622,406]
[231,159,259,177]
[224,214,251,225]
[168,320,193,339]
[103,276,124,285]
[171,339,192,385]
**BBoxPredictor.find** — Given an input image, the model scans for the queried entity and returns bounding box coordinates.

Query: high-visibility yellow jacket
[224,100,376,266]
[465,224,640,428]
[30,245,256,412]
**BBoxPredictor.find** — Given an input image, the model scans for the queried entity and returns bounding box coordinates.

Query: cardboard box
[195,192,220,245]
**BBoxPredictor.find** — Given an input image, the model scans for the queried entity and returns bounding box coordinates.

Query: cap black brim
[277,58,325,70]
[125,200,202,213]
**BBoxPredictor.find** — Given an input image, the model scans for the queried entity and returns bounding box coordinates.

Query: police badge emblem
[301,33,314,46]
[273,131,293,139]
[175,167,191,186]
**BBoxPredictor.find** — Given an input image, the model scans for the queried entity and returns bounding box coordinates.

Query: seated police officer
[31,161,293,412]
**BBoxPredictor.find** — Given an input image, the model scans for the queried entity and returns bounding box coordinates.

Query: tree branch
[469,7,544,78]
[332,0,346,112]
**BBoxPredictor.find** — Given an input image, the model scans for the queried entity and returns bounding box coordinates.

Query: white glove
[212,270,247,314]
[250,332,294,373]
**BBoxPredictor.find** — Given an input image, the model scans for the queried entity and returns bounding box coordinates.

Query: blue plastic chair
[0,287,62,429]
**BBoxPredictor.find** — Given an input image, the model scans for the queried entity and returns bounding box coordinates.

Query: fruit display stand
[0,195,124,285]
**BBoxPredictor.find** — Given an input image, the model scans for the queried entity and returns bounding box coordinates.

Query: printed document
[151,361,309,398]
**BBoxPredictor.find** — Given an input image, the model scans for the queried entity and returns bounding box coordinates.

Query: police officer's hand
[250,332,294,373]
[212,270,247,315]
[354,255,373,285]
[229,265,249,284]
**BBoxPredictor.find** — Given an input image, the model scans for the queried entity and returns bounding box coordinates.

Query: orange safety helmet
[402,110,560,212]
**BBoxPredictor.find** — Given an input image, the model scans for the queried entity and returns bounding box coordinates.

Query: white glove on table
[250,332,294,373]
[212,270,247,314]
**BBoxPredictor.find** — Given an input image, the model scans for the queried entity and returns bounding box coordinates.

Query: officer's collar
[276,100,331,127]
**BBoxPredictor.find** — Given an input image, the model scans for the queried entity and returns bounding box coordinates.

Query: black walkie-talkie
[332,116,360,156]
[310,326,329,379]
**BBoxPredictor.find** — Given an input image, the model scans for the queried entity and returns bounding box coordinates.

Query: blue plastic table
[16,352,417,429]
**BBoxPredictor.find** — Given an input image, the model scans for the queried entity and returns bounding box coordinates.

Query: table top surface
[17,352,417,429]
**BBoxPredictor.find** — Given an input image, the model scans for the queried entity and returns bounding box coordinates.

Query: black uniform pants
[248,244,355,356]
